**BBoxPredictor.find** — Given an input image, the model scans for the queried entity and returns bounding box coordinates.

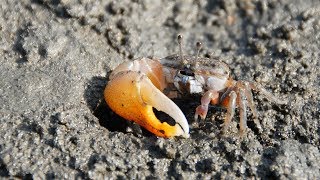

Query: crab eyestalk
[104,59,190,138]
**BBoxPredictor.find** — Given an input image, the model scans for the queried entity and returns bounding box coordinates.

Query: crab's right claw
[104,71,190,138]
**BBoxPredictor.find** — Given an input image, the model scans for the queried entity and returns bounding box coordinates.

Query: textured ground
[0,0,319,179]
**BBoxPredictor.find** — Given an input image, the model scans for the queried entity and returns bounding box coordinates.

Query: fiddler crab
[104,35,286,138]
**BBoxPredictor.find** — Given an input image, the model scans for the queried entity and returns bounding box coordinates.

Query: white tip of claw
[139,75,190,138]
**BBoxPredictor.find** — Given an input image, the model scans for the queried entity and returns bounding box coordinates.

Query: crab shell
[160,54,232,95]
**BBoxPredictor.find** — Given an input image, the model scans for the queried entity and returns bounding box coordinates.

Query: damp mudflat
[0,0,319,179]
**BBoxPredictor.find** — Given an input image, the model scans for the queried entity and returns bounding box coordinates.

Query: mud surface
[1,0,319,179]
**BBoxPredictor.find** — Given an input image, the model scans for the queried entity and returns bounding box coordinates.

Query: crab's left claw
[104,71,190,138]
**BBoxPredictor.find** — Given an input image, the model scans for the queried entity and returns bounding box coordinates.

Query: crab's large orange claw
[104,71,189,138]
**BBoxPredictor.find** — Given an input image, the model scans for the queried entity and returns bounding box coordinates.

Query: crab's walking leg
[222,91,237,132]
[249,82,287,105]
[104,71,189,138]
[195,90,219,120]
[238,89,248,136]
[243,82,261,130]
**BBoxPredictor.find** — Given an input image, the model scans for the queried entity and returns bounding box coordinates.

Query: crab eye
[179,70,195,76]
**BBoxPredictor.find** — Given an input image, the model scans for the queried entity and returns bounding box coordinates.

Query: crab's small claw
[104,71,189,138]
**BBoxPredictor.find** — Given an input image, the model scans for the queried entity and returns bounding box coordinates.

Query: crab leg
[243,82,261,129]
[222,91,237,132]
[249,82,287,105]
[238,89,247,135]
[195,90,219,120]
[104,70,189,138]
